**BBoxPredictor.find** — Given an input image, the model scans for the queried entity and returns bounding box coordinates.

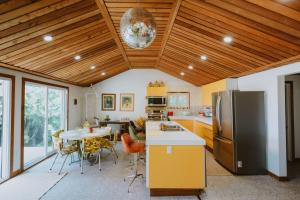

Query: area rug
[0,171,67,200]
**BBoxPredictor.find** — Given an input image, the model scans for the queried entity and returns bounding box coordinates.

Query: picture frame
[102,93,116,111]
[120,93,134,112]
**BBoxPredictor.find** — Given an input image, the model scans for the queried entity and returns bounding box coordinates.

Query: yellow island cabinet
[146,121,206,197]
[169,116,214,151]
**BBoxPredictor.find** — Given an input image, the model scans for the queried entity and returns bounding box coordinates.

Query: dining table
[59,127,112,164]
[60,127,112,141]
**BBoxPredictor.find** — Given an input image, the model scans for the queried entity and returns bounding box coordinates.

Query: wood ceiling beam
[155,0,182,68]
[95,0,131,69]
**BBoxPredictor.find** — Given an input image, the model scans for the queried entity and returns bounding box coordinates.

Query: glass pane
[0,81,3,179]
[167,93,190,109]
[47,88,64,153]
[24,84,46,165]
[0,79,10,181]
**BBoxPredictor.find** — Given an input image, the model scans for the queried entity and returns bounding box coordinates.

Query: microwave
[147,96,167,106]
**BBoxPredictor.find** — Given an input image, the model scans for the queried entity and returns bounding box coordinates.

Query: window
[23,80,68,168]
[167,92,190,109]
[0,78,12,181]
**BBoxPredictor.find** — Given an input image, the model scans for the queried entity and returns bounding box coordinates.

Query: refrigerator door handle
[216,95,222,132]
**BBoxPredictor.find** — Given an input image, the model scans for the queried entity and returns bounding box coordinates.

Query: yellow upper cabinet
[200,79,226,106]
[147,86,167,96]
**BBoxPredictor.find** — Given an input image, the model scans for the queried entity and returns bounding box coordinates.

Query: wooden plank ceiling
[0,0,300,86]
[0,0,129,86]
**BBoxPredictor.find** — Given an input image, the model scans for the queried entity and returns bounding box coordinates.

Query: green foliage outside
[24,85,63,147]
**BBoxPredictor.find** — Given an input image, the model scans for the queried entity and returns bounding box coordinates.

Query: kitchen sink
[160,123,185,131]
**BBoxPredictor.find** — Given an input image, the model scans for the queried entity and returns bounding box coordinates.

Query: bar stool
[121,133,145,193]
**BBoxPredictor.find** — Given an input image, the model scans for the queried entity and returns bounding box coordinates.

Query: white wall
[83,69,201,120]
[0,67,84,173]
[238,61,300,177]
[285,75,300,159]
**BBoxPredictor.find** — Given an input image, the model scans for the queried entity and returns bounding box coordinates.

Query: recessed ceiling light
[223,36,233,44]
[74,55,81,61]
[43,35,53,42]
[188,65,193,70]
[200,55,208,61]
[180,72,185,76]
[90,65,96,70]
[101,72,106,76]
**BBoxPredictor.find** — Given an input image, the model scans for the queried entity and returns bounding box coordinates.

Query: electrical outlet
[237,161,243,168]
[167,146,172,154]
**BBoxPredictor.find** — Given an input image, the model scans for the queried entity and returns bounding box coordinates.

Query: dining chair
[49,130,79,175]
[80,137,102,174]
[129,125,146,141]
[98,137,118,164]
[121,133,145,193]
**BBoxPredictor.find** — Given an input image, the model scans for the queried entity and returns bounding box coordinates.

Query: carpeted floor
[1,143,300,200]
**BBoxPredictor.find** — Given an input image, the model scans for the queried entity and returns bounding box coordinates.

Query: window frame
[21,78,69,171]
[0,73,15,180]
[167,92,190,109]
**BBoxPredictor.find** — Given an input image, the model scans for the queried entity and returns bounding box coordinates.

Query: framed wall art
[102,93,116,111]
[120,93,134,111]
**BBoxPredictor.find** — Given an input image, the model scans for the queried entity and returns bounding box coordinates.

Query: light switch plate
[167,146,172,154]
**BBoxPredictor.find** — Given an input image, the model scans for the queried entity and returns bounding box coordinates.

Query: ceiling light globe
[200,55,208,61]
[223,36,233,44]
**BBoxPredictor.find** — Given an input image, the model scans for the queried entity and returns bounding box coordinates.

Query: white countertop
[146,121,206,146]
[169,115,212,125]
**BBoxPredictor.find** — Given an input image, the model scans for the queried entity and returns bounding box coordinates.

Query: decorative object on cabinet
[147,81,165,87]
[120,93,134,111]
[120,8,156,49]
[104,115,111,122]
[102,93,116,111]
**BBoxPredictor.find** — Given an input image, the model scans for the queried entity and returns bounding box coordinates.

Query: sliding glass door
[24,82,67,167]
[0,78,11,181]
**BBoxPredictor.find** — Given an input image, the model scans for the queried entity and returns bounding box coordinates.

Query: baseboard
[205,145,213,153]
[294,158,300,162]
[0,169,22,185]
[268,171,289,181]
[150,188,202,196]
[10,169,22,178]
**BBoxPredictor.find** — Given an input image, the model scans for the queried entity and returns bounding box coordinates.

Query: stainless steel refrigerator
[212,90,266,175]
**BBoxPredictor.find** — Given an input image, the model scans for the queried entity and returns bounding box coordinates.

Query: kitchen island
[146,121,206,196]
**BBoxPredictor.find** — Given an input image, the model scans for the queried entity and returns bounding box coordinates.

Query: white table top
[146,121,206,146]
[60,127,112,140]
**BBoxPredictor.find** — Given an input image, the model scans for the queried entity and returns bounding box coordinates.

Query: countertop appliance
[146,106,167,121]
[212,90,266,175]
[146,96,167,107]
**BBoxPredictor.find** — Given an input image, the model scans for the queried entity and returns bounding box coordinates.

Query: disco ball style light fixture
[120,8,156,49]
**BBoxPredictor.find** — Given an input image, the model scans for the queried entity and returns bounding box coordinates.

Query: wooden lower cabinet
[175,120,213,150]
